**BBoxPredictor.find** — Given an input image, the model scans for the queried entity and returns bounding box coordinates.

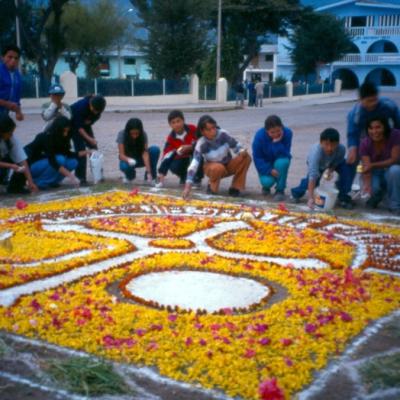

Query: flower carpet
[0,190,399,399]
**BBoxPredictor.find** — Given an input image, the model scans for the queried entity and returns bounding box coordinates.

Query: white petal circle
[125,270,270,313]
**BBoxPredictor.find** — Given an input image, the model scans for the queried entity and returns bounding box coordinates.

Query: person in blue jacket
[252,115,292,201]
[346,81,400,193]
[0,45,23,120]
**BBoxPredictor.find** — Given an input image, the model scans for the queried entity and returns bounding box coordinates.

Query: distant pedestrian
[41,84,71,130]
[252,115,292,201]
[117,117,160,184]
[183,114,251,199]
[0,45,23,120]
[255,80,265,107]
[234,81,245,107]
[70,94,106,185]
[247,80,256,107]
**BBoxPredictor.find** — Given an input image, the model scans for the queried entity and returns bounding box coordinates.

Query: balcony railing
[336,52,400,65]
[346,26,400,37]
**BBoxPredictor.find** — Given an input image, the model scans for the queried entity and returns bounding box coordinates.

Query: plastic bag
[89,151,104,184]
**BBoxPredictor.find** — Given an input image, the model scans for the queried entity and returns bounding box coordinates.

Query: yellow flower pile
[0,219,134,288]
[208,220,354,269]
[0,191,399,400]
[86,215,217,237]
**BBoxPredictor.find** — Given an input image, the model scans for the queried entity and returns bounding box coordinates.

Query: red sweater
[162,124,198,159]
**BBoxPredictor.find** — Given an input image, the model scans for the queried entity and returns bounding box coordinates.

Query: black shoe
[338,194,355,210]
[79,180,92,187]
[206,184,217,195]
[339,199,354,210]
[366,192,383,209]
[262,187,271,196]
[273,190,285,202]
[228,187,241,197]
[7,186,30,194]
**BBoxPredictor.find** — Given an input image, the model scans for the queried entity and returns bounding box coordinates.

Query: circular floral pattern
[123,270,271,313]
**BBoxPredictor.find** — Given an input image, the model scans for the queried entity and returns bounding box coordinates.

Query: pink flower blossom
[259,338,271,346]
[16,199,28,210]
[280,338,293,346]
[284,357,293,367]
[244,348,256,358]
[259,378,285,400]
[305,323,317,334]
[340,312,353,322]
[253,323,268,334]
[49,292,60,301]
[168,314,177,322]
[277,202,288,212]
[30,299,42,312]
[129,188,140,196]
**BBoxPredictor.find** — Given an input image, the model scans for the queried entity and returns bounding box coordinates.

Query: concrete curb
[21,91,358,115]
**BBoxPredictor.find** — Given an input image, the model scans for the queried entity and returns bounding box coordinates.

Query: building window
[351,16,367,27]
[124,58,136,65]
[264,54,273,62]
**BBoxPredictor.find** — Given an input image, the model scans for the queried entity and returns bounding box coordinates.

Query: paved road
[14,91,400,196]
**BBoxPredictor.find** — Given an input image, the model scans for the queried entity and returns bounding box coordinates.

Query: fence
[293,82,334,96]
[21,76,190,98]
[199,83,216,101]
[78,78,190,97]
[21,76,53,98]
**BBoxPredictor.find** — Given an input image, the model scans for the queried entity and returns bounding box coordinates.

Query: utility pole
[216,0,222,83]
[15,0,23,71]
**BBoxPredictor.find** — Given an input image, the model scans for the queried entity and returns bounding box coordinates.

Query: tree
[63,0,129,78]
[199,0,301,84]
[0,0,17,47]
[16,0,70,81]
[288,9,352,83]
[130,0,210,79]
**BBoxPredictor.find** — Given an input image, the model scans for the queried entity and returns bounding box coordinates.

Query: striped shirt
[186,129,243,183]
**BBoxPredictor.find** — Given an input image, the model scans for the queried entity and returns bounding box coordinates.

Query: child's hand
[127,158,136,167]
[307,197,315,209]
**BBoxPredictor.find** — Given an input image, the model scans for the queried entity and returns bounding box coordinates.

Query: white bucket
[314,187,338,211]
[89,151,104,184]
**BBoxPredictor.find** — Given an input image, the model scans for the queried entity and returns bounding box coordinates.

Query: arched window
[367,40,398,53]
[332,68,359,89]
[366,68,396,86]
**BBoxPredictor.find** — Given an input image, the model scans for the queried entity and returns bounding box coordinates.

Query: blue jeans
[120,146,160,180]
[371,165,400,211]
[30,156,78,189]
[258,158,290,192]
[158,155,203,184]
[291,161,349,201]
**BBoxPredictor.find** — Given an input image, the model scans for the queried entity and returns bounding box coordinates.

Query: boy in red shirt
[156,110,202,187]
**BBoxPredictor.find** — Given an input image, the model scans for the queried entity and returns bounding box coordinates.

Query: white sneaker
[122,176,132,184]
[155,180,164,188]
